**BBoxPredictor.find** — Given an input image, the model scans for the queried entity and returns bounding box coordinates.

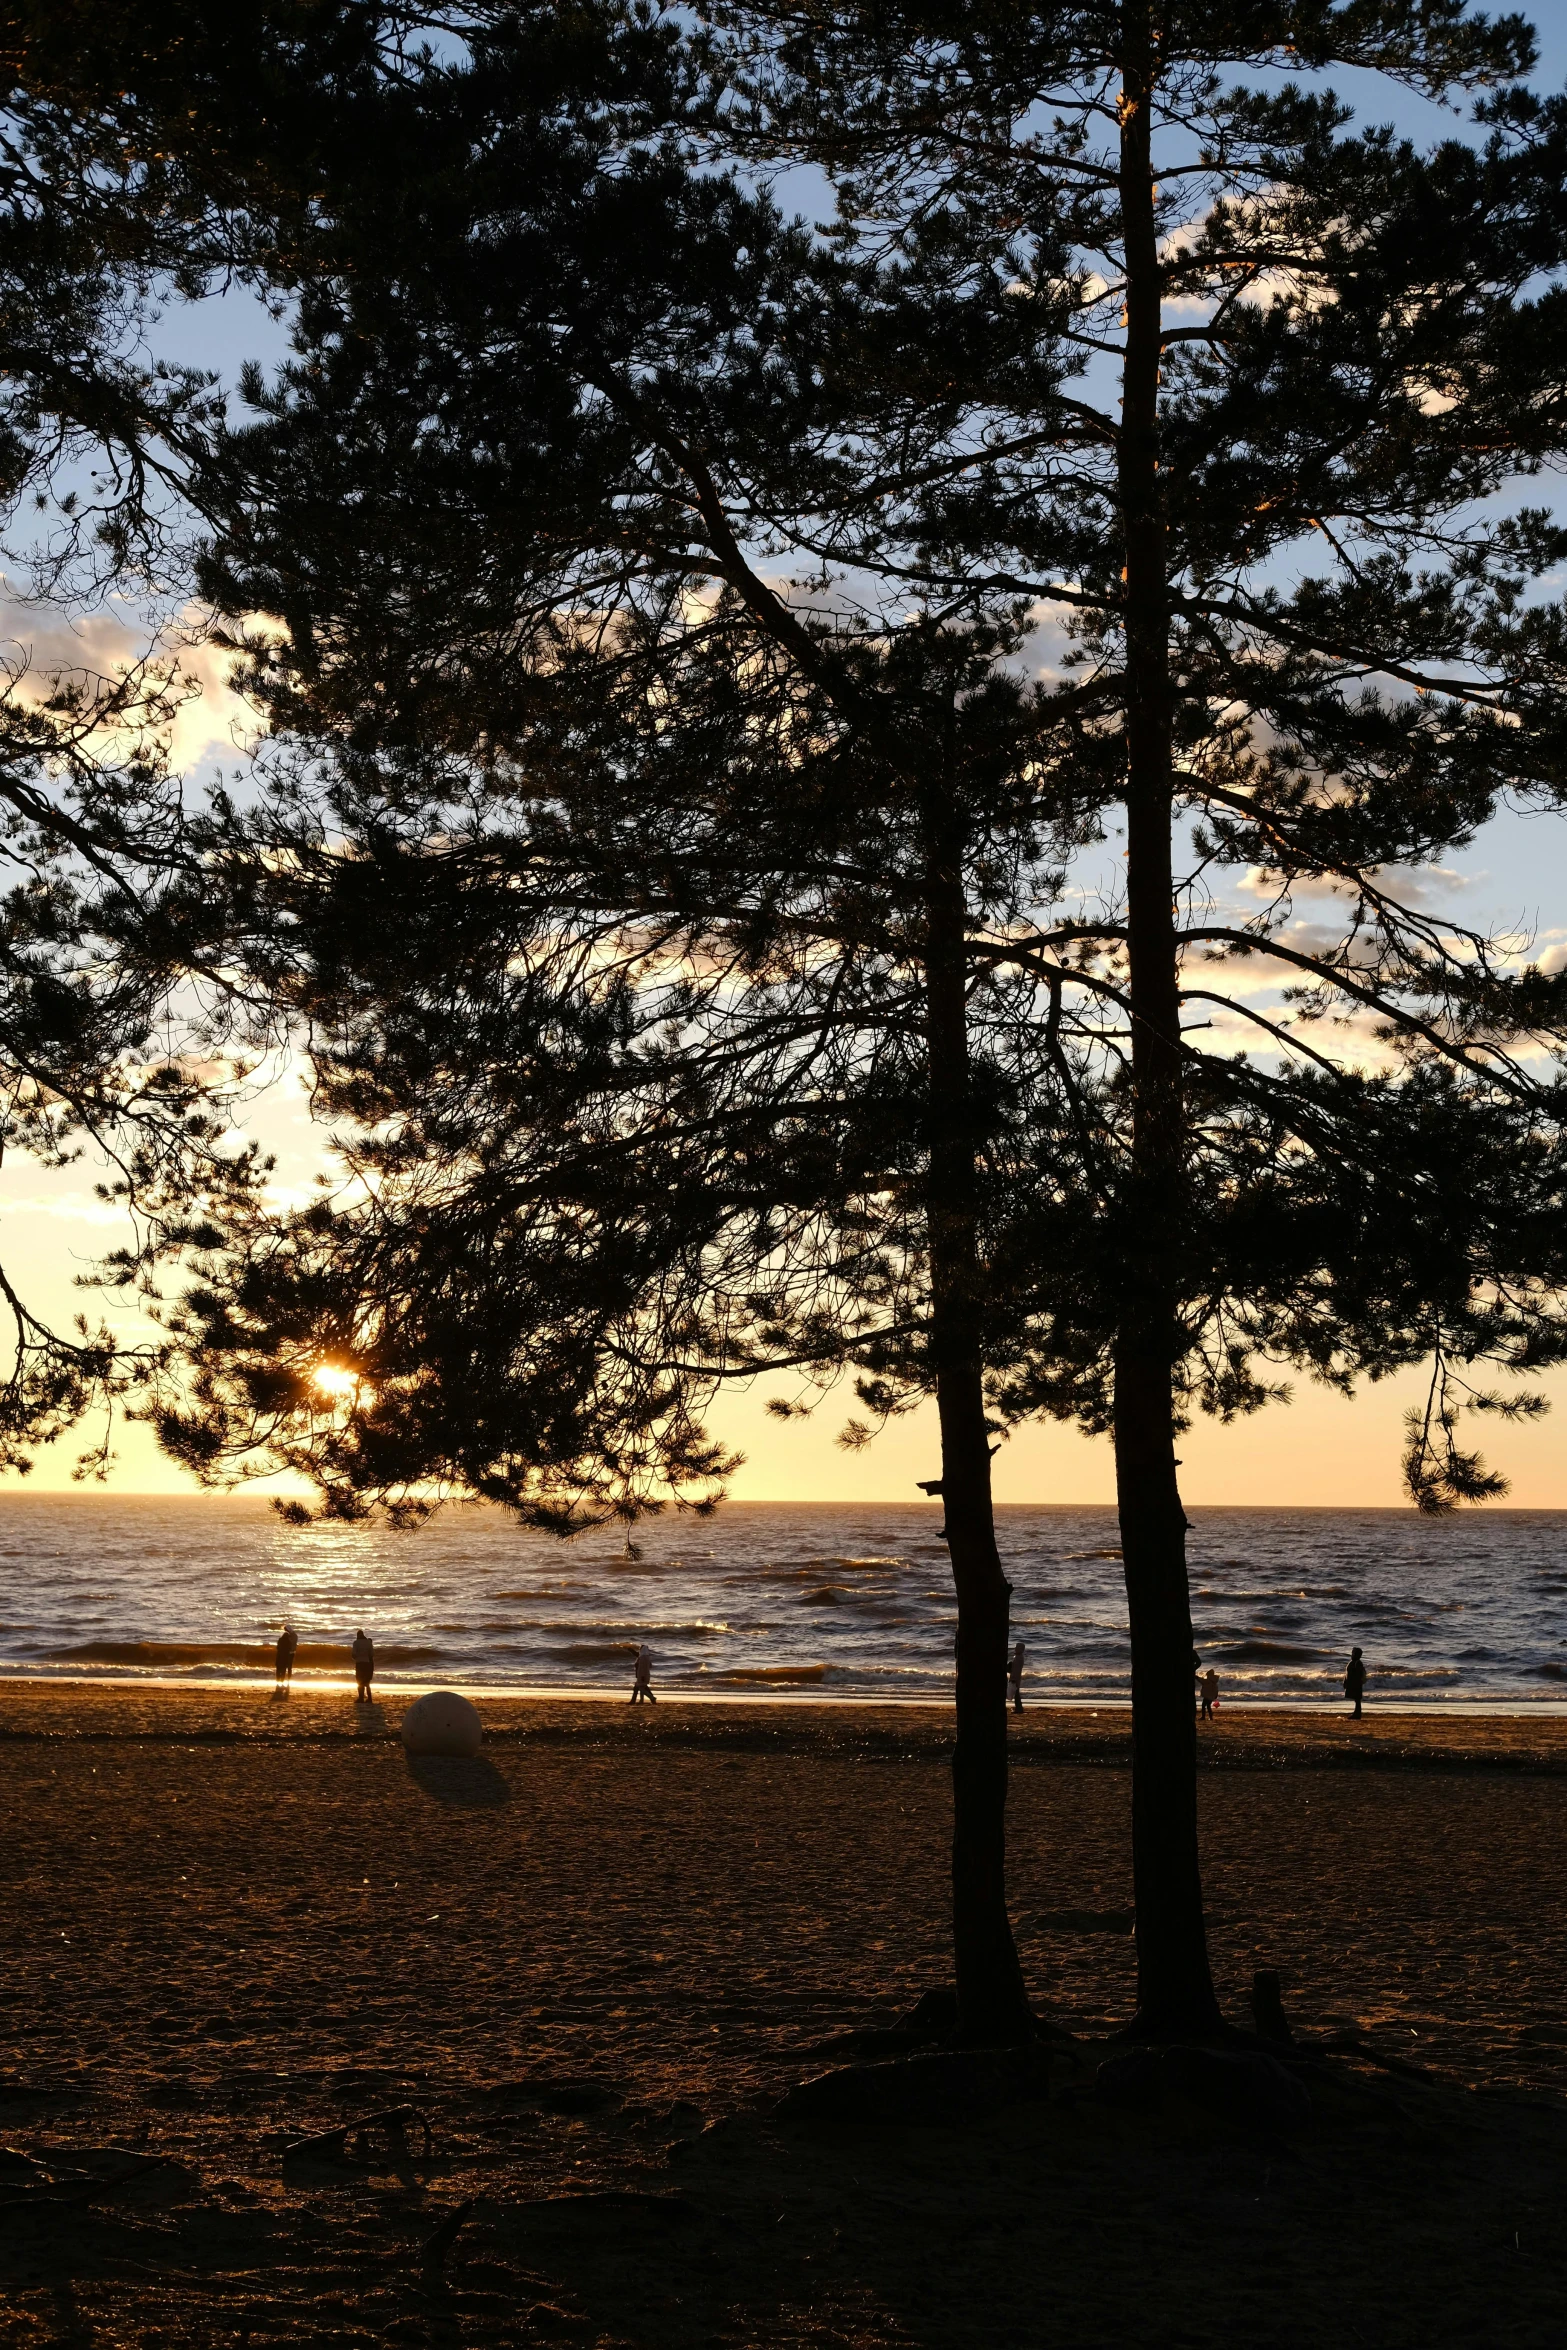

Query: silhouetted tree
[713,0,1567,2029]
[25,2,1567,2040]
[16,0,1096,2041]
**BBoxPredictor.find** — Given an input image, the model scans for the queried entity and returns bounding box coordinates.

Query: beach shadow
[403,1751,511,1808]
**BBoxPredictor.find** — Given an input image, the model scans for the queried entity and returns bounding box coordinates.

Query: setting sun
[312,1364,360,1400]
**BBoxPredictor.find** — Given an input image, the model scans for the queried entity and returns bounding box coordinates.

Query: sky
[5,11,1567,1509]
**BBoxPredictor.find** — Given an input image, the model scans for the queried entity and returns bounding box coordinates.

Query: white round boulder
[400,1690,483,1758]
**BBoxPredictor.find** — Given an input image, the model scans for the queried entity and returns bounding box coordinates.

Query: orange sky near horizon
[5,1346,1565,1512]
[3,1043,1565,1510]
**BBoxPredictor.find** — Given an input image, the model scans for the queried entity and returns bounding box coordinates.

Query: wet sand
[2,1686,1565,2345]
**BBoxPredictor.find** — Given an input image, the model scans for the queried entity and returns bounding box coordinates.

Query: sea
[0,1493,1564,1707]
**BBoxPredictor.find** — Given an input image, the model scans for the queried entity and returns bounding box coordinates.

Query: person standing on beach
[631,1644,656,1704]
[1008,1640,1025,1715]
[351,1628,375,1703]
[275,1623,298,1688]
[1200,1667,1219,1723]
[1345,1646,1367,1720]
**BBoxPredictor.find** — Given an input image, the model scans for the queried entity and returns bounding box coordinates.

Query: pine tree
[32,3,1567,2040]
[712,0,1567,2029]
[26,0,1097,2040]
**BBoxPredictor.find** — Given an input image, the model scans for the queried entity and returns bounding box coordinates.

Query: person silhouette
[630,1643,656,1703]
[1008,1640,1026,1714]
[275,1623,298,1688]
[1201,1667,1219,1722]
[351,1628,375,1703]
[1345,1646,1367,1720]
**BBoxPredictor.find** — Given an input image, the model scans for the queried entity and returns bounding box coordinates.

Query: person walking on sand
[275,1623,298,1688]
[1008,1639,1026,1715]
[351,1628,375,1703]
[1201,1667,1219,1723]
[630,1643,656,1704]
[1345,1645,1367,1720]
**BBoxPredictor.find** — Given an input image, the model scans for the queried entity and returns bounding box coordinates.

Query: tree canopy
[9,0,1567,2035]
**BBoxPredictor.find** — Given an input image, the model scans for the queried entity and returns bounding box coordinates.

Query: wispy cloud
[0,590,259,775]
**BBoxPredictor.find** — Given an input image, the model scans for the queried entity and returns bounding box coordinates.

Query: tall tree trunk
[924,773,1034,2046]
[1115,0,1221,2038]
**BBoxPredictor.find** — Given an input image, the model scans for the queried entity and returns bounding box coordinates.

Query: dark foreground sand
[1,1687,1565,2347]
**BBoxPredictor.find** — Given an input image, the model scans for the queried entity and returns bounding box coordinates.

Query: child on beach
[1200,1667,1219,1721]
[275,1624,298,1687]
[351,1628,375,1703]
[1345,1646,1367,1719]
[631,1644,656,1704]
[1008,1640,1025,1714]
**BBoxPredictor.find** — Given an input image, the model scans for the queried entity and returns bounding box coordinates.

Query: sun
[312,1363,361,1400]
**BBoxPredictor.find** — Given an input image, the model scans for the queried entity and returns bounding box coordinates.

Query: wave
[473,1616,732,1640]
[698,1663,830,1685]
[539,1642,641,1664]
[4,1497,1565,1704]
[845,1662,953,1680]
[1193,1587,1321,1606]
[491,1587,590,1601]
[1209,1639,1331,1663]
[39,1639,445,1669]
[773,1557,906,1578]
[796,1584,901,1607]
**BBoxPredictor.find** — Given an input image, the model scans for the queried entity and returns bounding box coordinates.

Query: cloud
[0,1190,128,1227]
[1235,863,1475,910]
[0,591,260,776]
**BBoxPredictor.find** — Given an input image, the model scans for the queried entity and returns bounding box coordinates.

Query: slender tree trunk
[1115,0,1221,2038]
[924,774,1034,2046]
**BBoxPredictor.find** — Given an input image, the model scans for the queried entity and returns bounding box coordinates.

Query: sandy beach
[2,1685,1565,2345]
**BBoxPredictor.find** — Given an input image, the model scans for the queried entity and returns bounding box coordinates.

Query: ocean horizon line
[1,1489,1566,1516]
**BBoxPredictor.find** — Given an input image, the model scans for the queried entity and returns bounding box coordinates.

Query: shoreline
[4,1668,1567,1716]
